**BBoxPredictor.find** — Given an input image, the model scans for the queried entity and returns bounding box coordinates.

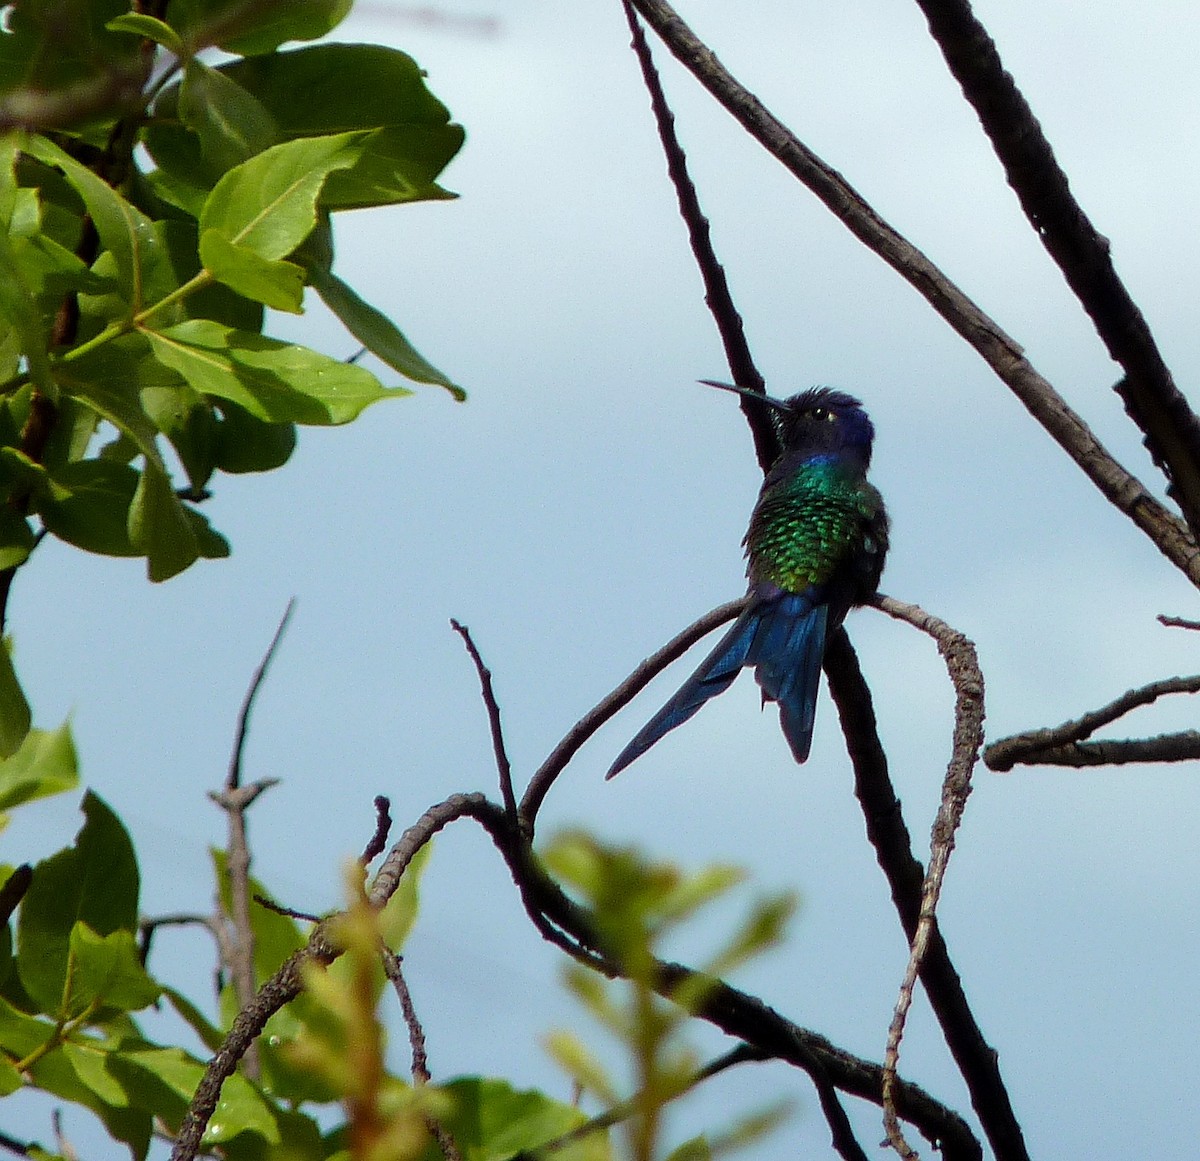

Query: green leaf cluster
[0,0,464,581]
[543,833,797,1161]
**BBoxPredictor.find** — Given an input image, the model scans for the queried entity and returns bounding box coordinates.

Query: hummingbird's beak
[699,379,791,413]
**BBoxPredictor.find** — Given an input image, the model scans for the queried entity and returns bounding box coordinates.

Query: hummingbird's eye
[810,406,830,422]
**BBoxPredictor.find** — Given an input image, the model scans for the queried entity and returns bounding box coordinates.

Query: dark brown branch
[986,674,1200,771]
[872,597,985,1158]
[990,731,1200,770]
[619,0,779,472]
[138,911,222,965]
[451,619,518,821]
[361,795,393,866]
[824,629,1027,1161]
[912,0,1200,537]
[1158,614,1200,631]
[227,600,295,792]
[624,0,1200,588]
[518,599,745,833]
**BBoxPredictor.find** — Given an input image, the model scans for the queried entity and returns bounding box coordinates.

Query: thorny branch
[624,0,1200,589]
[986,674,1200,771]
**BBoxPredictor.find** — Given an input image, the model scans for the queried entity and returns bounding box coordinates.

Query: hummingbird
[606,382,888,778]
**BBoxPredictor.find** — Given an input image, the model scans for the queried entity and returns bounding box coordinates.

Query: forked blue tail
[605,590,829,778]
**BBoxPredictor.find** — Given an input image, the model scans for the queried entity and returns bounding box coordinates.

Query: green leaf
[0,639,31,760]
[55,335,174,468]
[146,319,409,425]
[105,12,185,54]
[323,124,462,211]
[0,992,55,1056]
[199,229,304,313]
[30,1044,152,1158]
[37,459,140,556]
[0,722,80,811]
[0,1052,21,1096]
[63,1037,129,1107]
[179,59,279,171]
[68,925,160,1015]
[0,508,35,571]
[308,267,461,396]
[117,1044,280,1145]
[160,985,223,1053]
[170,0,353,56]
[212,400,295,474]
[17,792,141,1015]
[199,132,365,261]
[128,462,199,582]
[24,136,173,313]
[0,220,56,400]
[420,1078,611,1161]
[140,383,218,493]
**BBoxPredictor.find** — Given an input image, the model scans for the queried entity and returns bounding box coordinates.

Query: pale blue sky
[10,2,1200,1157]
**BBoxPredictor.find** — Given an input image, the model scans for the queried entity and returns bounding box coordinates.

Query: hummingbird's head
[702,381,876,463]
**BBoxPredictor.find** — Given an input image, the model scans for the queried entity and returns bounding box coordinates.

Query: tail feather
[605,606,761,779]
[607,591,830,778]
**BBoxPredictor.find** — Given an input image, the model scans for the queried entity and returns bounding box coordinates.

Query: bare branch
[872,597,985,1159]
[227,599,295,792]
[362,795,394,866]
[1158,614,1200,631]
[382,948,463,1161]
[824,628,1028,1161]
[986,674,1200,771]
[624,0,1200,587]
[619,0,778,472]
[451,619,518,821]
[519,599,745,832]
[912,0,1200,536]
[990,731,1200,771]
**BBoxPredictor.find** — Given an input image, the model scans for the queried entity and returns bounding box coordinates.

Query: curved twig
[824,628,1028,1161]
[623,0,1200,588]
[986,674,1200,771]
[518,599,745,833]
[872,596,985,1158]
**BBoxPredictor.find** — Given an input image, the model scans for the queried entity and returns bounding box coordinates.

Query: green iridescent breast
[745,461,881,593]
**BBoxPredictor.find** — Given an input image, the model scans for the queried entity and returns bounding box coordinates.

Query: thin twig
[382,948,463,1161]
[872,597,985,1159]
[912,0,1200,536]
[619,0,778,473]
[1158,614,1200,631]
[985,674,1200,771]
[209,600,294,1082]
[138,911,223,965]
[518,599,745,833]
[362,795,394,866]
[227,599,295,792]
[450,619,518,822]
[624,0,1200,587]
[824,628,1027,1161]
[253,894,320,924]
